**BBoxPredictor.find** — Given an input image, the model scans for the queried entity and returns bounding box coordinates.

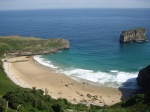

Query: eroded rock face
[120,28,148,43]
[137,65,150,90]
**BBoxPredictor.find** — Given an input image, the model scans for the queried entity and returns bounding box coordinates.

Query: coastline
[3,56,136,106]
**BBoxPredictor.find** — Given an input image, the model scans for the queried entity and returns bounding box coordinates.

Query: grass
[0,36,69,57]
[0,60,21,96]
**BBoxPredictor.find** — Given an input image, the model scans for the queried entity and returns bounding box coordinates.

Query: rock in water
[137,65,150,90]
[120,28,148,43]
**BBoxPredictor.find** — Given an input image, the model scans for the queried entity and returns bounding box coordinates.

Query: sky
[0,0,150,11]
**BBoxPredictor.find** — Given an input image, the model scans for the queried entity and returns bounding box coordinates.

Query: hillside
[0,36,70,57]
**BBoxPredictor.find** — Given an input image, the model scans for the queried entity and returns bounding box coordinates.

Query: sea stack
[120,28,148,43]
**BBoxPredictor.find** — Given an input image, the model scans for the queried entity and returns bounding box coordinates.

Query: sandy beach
[3,56,136,106]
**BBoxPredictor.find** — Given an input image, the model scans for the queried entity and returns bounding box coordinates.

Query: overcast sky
[0,0,150,11]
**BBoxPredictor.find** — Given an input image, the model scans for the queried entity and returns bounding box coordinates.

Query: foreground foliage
[1,87,150,112]
[104,90,150,112]
[0,60,21,96]
[1,87,101,112]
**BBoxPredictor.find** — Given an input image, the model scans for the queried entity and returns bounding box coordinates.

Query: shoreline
[3,56,137,106]
[34,55,139,89]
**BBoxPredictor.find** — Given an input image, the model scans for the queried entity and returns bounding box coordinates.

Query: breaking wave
[34,55,139,89]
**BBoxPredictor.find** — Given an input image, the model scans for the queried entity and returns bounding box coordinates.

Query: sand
[3,56,136,106]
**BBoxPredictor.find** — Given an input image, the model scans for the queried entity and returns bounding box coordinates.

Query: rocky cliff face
[0,36,70,57]
[137,65,150,90]
[120,28,148,43]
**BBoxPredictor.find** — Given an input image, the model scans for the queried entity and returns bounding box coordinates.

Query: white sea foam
[34,55,58,69]
[110,70,119,73]
[34,56,139,89]
[60,68,139,89]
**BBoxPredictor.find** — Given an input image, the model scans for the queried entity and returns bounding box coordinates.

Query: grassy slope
[0,60,21,96]
[0,36,69,57]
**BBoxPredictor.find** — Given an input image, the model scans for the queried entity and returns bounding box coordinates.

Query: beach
[3,56,136,106]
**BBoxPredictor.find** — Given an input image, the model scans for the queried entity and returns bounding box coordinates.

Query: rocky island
[120,28,148,43]
[0,36,70,57]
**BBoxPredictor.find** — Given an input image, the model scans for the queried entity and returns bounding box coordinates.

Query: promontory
[120,28,148,43]
[0,36,70,57]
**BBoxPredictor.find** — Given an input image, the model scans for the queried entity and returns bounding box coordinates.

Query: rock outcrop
[120,28,148,43]
[137,65,150,90]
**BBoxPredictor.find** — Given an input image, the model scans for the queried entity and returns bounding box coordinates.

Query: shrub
[0,98,7,112]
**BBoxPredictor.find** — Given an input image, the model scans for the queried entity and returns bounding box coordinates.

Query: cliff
[120,28,148,43]
[137,65,150,90]
[0,36,70,57]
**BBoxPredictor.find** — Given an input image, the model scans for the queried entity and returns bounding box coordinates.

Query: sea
[0,8,150,89]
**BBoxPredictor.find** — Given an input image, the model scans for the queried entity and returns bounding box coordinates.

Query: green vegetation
[0,36,69,57]
[0,36,150,112]
[0,60,21,96]
[1,87,102,112]
[114,92,150,111]
[1,87,150,112]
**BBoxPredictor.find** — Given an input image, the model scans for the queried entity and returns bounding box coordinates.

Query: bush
[52,104,63,112]
[2,87,104,112]
[0,98,7,112]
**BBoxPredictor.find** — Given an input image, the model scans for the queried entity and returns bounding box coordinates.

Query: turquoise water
[0,9,150,88]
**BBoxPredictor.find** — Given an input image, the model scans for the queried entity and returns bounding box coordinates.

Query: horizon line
[0,7,150,11]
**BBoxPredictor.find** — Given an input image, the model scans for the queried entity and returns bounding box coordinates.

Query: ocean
[0,9,150,88]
